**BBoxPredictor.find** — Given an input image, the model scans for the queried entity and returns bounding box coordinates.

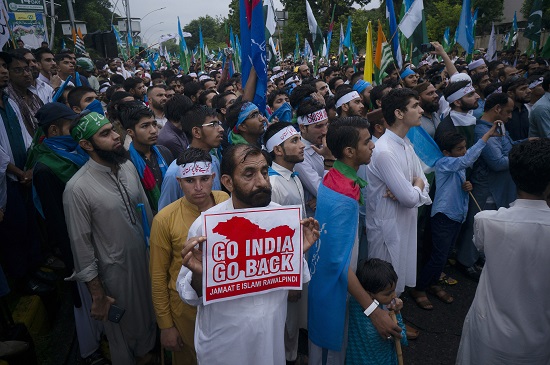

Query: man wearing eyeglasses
[158,105,224,211]
[6,52,44,136]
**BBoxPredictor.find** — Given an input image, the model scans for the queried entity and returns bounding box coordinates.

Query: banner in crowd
[8,12,47,49]
[202,206,303,305]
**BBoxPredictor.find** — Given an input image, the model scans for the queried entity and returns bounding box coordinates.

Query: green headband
[71,112,110,141]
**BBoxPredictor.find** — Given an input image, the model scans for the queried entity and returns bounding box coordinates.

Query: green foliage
[521,0,550,29]
[182,15,227,52]
[426,1,461,42]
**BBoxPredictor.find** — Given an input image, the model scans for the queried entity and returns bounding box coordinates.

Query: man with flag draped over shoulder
[308,116,402,365]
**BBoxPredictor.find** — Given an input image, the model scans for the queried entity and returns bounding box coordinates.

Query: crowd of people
[0,36,549,365]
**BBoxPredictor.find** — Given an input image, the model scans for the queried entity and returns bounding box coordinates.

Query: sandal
[410,290,433,310]
[439,272,458,286]
[428,285,454,304]
[405,324,419,340]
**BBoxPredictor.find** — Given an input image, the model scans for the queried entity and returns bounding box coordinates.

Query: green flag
[541,35,550,58]
[524,0,542,44]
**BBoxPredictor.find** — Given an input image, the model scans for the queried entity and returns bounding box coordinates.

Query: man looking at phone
[63,112,157,364]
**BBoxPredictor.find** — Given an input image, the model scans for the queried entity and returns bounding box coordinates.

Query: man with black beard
[435,80,480,148]
[63,111,157,364]
[177,144,320,365]
[415,82,441,138]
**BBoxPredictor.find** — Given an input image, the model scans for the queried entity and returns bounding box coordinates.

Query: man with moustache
[503,77,532,141]
[6,52,43,136]
[263,122,307,364]
[63,111,157,364]
[120,101,173,214]
[147,85,168,128]
[12,48,53,104]
[435,80,480,148]
[177,144,320,365]
[415,82,441,138]
[335,86,365,118]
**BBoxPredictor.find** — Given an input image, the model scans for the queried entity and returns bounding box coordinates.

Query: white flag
[485,22,497,62]
[398,0,424,39]
[0,2,11,49]
[264,0,277,36]
[158,33,177,43]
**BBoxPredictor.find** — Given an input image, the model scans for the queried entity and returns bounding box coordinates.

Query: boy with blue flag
[308,116,402,365]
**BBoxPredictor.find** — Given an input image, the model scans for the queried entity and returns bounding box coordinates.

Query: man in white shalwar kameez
[366,88,431,295]
[176,144,320,365]
[456,139,550,365]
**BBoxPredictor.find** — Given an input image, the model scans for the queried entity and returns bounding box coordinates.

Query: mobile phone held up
[496,122,503,136]
[420,43,435,53]
[108,304,126,323]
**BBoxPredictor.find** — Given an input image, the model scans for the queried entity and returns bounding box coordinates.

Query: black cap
[35,102,79,128]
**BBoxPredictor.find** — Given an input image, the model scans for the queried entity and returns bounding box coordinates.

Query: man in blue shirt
[529,73,550,138]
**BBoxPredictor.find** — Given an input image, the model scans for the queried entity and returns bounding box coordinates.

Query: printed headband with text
[335,91,360,108]
[446,84,476,104]
[266,126,300,152]
[177,161,213,178]
[297,108,328,126]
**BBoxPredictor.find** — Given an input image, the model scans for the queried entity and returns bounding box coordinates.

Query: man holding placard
[177,144,319,365]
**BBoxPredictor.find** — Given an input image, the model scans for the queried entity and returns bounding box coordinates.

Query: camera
[420,43,435,53]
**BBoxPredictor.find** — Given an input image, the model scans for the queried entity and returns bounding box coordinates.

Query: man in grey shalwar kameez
[63,112,156,364]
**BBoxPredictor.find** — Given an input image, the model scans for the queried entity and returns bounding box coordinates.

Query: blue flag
[386,0,403,69]
[406,126,443,167]
[240,0,268,113]
[457,0,474,54]
[342,16,352,48]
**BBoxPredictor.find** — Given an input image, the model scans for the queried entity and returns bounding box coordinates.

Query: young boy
[411,122,498,309]
[346,258,407,365]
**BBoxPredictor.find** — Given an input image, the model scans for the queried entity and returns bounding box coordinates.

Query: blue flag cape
[308,182,359,350]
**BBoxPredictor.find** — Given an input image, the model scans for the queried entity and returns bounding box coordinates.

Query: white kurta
[176,199,310,365]
[365,130,431,294]
[294,138,324,217]
[270,162,306,218]
[456,199,550,365]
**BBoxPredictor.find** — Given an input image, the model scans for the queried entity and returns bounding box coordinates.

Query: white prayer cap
[468,59,485,71]
[450,73,472,84]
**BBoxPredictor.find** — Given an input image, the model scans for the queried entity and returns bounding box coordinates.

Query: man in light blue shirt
[529,73,550,138]
[158,106,222,211]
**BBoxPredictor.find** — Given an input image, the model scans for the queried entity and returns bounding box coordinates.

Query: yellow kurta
[149,191,229,364]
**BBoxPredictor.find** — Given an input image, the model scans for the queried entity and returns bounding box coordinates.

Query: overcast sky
[125,0,381,45]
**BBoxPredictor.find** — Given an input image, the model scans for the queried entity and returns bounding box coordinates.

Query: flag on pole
[74,28,86,54]
[398,0,423,39]
[178,17,190,73]
[524,0,542,44]
[240,0,268,113]
[199,25,205,71]
[342,16,353,65]
[374,21,393,85]
[386,0,403,69]
[485,22,497,61]
[364,21,373,83]
[325,4,336,58]
[338,23,344,64]
[457,0,474,54]
[505,11,518,50]
[304,39,314,63]
[442,27,451,52]
[294,33,300,62]
[306,0,324,56]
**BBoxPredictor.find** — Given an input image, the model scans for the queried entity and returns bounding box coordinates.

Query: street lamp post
[143,22,164,36]
[140,7,166,21]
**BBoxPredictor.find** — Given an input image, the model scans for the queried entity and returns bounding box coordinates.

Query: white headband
[335,91,360,108]
[177,161,213,178]
[297,109,328,126]
[266,126,300,152]
[446,85,476,103]
[529,77,543,89]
